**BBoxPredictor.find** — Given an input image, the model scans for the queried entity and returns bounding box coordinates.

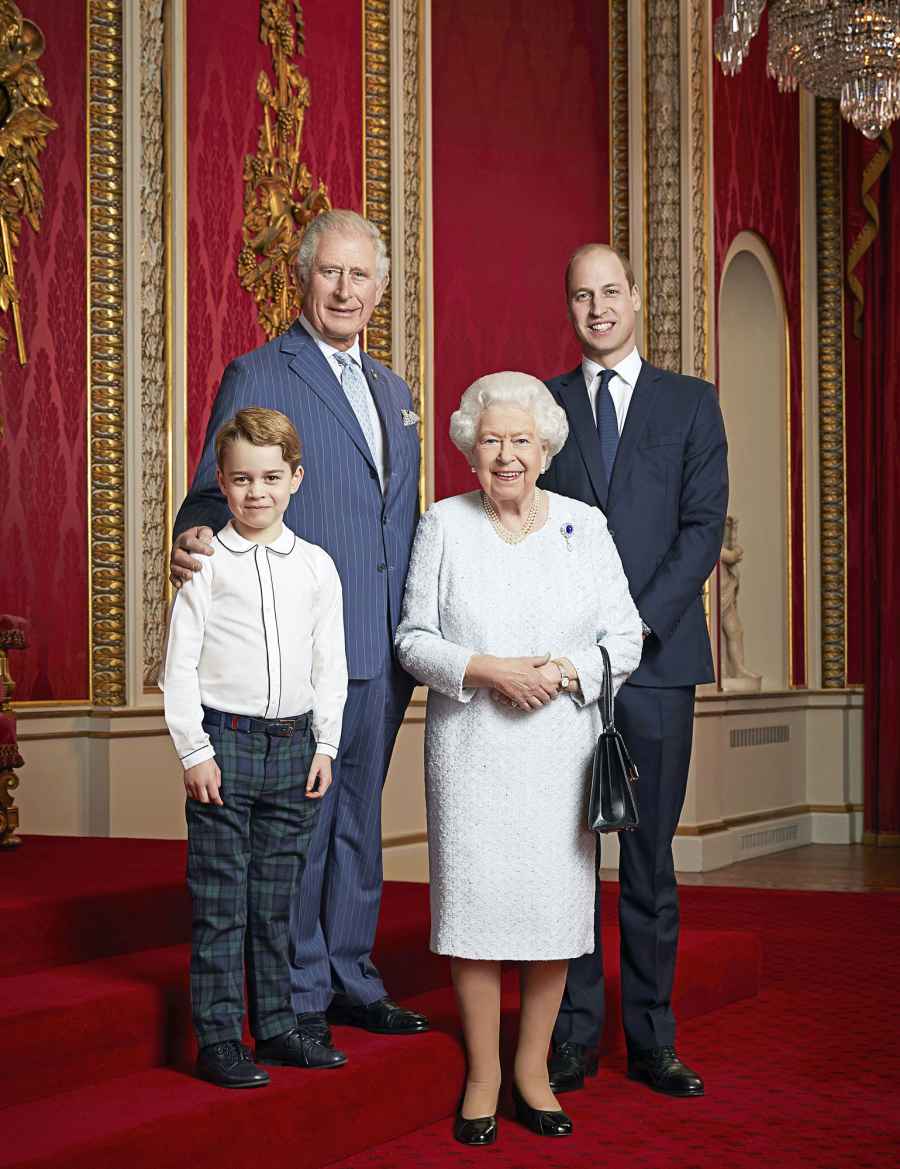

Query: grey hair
[297,209,390,287]
[449,372,569,468]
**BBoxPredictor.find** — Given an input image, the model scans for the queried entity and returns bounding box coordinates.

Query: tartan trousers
[186,714,319,1047]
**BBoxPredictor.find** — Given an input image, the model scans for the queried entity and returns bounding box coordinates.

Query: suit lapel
[608,360,662,500]
[280,323,379,476]
[558,367,609,510]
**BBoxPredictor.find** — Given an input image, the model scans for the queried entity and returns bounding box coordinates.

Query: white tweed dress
[395,490,643,961]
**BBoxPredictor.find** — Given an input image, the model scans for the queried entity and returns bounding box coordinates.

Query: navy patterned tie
[596,367,619,485]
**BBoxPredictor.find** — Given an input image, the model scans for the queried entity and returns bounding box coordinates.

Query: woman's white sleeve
[395,508,476,703]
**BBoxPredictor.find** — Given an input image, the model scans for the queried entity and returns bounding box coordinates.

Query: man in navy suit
[539,244,727,1098]
[170,210,428,1067]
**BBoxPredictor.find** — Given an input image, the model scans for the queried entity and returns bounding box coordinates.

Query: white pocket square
[401,409,420,427]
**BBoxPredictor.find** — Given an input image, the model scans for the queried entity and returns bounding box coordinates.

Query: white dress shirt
[161,521,348,769]
[582,346,644,434]
[299,313,387,488]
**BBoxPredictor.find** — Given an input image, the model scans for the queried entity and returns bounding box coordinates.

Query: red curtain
[844,131,900,840]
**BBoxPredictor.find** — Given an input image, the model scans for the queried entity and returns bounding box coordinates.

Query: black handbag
[587,645,639,833]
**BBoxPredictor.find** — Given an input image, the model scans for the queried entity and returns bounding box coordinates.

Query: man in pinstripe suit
[171,211,429,1060]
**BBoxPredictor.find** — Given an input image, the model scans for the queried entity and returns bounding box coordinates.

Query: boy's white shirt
[160,520,348,769]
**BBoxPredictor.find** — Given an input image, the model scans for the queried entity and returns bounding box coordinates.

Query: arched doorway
[717,233,790,690]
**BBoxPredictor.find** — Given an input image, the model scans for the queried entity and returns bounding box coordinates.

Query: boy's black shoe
[196,1041,270,1088]
[548,1041,600,1093]
[256,1024,347,1069]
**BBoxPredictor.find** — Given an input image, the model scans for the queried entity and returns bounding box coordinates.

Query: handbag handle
[598,644,614,731]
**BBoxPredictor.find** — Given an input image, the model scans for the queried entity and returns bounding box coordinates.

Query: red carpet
[329,886,900,1169]
[0,836,774,1168]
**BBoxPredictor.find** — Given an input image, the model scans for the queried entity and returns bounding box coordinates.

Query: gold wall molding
[87,0,127,707]
[643,0,681,370]
[675,801,862,838]
[363,0,391,365]
[140,0,168,688]
[608,0,629,254]
[814,98,846,690]
[399,0,424,421]
[688,0,709,380]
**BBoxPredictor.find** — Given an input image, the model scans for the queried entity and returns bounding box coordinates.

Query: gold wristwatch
[552,659,571,691]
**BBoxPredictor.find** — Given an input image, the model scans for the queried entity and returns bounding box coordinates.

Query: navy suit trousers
[553,682,695,1052]
[288,646,413,1012]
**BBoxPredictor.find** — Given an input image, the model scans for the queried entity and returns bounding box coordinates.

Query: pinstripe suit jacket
[173,320,421,680]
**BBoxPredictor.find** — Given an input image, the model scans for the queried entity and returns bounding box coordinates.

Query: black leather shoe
[196,1041,270,1088]
[329,996,430,1035]
[256,1022,347,1070]
[453,1111,498,1146]
[627,1046,704,1097]
[548,1041,600,1094]
[512,1083,573,1137]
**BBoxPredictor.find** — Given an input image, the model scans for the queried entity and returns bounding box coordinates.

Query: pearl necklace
[481,488,542,545]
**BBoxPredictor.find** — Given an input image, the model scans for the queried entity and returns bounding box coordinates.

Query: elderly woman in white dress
[395,373,643,1146]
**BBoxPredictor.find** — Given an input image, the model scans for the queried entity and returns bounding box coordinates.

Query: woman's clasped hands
[465,652,564,711]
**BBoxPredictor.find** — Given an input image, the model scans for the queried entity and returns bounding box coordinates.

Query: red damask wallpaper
[186,0,363,476]
[431,0,610,500]
[0,0,88,702]
[712,6,806,686]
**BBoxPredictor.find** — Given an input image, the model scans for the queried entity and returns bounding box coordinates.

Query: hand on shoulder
[170,526,215,588]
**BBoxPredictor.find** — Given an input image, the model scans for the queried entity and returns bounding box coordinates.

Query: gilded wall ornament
[238,0,330,339]
[0,1,57,364]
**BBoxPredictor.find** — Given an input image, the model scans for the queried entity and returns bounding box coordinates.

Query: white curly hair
[449,372,569,469]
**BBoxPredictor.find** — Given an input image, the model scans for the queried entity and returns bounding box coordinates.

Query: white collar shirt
[300,313,387,488]
[160,520,348,770]
[582,347,644,434]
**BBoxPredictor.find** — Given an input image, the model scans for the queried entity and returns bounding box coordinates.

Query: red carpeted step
[1,924,759,1112]
[1,985,467,1169]
[1,945,187,1108]
[0,837,446,990]
[0,924,763,1169]
[0,836,191,977]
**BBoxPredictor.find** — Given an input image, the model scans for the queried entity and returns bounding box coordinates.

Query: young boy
[161,407,348,1088]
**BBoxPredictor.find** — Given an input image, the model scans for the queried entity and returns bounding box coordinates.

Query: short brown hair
[215,407,302,472]
[565,243,636,295]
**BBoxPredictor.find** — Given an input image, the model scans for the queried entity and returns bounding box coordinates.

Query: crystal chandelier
[714,2,900,138]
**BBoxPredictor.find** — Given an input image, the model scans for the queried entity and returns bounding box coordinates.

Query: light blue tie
[334,352,378,466]
[596,368,619,486]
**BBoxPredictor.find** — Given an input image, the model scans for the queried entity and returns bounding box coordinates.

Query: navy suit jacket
[539,360,728,688]
[174,320,421,680]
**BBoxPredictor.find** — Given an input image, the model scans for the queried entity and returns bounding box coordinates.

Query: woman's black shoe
[453,1111,498,1146]
[512,1082,573,1137]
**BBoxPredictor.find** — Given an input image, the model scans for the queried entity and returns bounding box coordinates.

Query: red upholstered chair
[0,614,28,849]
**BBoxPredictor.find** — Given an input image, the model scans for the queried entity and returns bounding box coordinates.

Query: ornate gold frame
[814,98,846,690]
[608,0,629,253]
[363,0,391,365]
[87,0,126,707]
[642,0,681,371]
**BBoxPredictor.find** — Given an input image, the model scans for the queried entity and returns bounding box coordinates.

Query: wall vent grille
[730,725,790,749]
[740,824,799,851]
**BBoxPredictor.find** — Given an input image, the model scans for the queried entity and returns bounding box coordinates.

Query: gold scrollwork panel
[88,0,127,707]
[815,99,846,690]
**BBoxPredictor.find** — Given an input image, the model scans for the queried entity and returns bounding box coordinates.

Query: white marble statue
[720,515,762,692]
